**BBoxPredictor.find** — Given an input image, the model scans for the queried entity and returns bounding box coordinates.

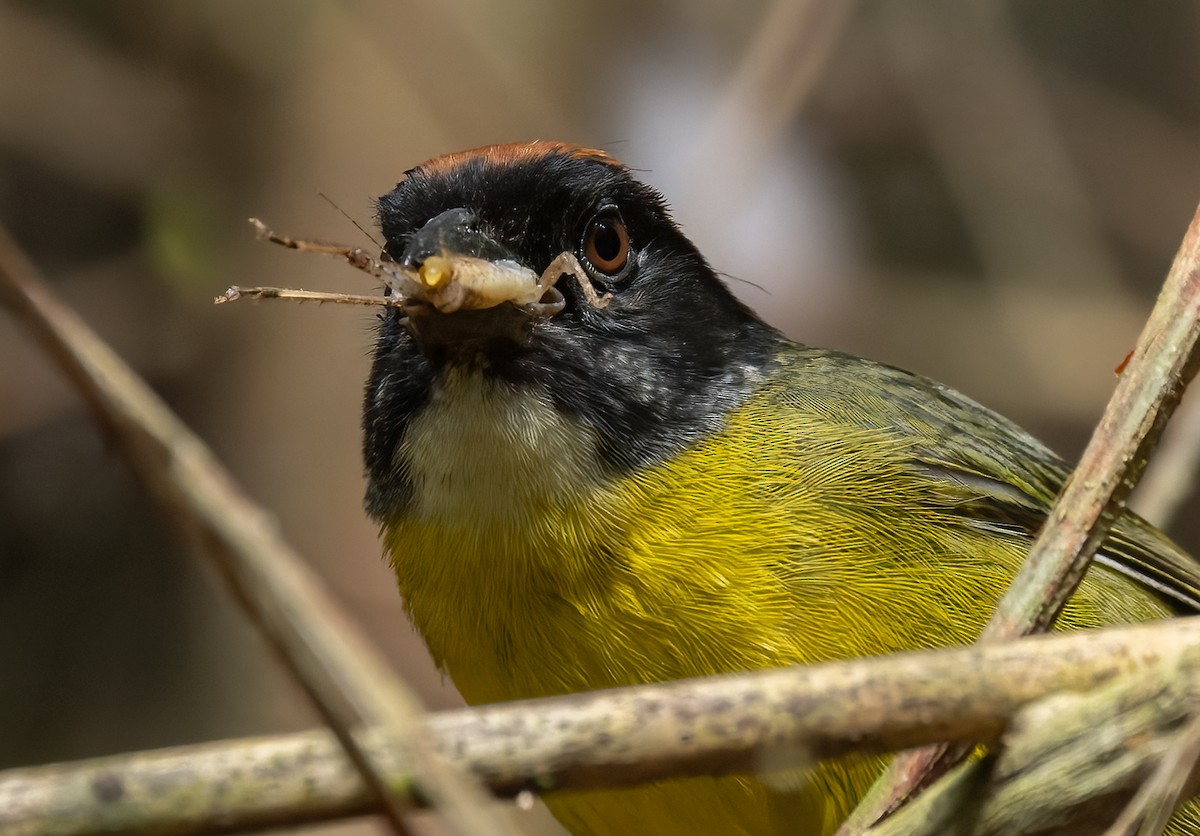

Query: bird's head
[363,141,781,520]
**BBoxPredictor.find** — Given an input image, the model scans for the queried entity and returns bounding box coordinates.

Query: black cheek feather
[492,243,784,472]
[362,311,435,520]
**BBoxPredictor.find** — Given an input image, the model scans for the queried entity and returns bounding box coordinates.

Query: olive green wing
[795,348,1200,612]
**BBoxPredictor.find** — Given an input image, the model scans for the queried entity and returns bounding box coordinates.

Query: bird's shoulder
[748,344,1200,612]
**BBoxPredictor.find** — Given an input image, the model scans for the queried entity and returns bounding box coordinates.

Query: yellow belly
[381,365,1179,834]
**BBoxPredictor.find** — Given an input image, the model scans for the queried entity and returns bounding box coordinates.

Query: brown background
[2,2,1199,833]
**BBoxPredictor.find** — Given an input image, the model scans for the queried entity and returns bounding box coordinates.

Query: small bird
[361,141,1200,835]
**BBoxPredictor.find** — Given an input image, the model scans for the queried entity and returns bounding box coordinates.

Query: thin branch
[869,648,1200,836]
[842,199,1200,831]
[984,200,1200,638]
[0,224,509,836]
[4,618,1200,836]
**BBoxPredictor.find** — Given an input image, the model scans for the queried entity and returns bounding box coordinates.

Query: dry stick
[986,203,1200,636]
[6,618,1200,836]
[0,224,510,836]
[869,644,1200,836]
[842,201,1200,835]
[0,243,405,836]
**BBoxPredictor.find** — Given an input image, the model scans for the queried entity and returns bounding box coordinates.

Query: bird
[359,140,1200,835]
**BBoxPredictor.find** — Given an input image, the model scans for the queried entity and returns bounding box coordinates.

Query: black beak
[400,208,517,270]
[396,208,565,351]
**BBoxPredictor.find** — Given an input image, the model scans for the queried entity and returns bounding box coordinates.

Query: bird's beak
[391,208,564,321]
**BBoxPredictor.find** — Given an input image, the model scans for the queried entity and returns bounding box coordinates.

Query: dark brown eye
[582,214,630,275]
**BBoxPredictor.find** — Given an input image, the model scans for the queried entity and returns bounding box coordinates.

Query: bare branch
[4,618,1200,836]
[842,196,1200,831]
[0,224,508,836]
[983,201,1200,639]
[869,648,1200,836]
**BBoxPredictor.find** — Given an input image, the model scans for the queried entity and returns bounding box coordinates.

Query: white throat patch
[396,367,605,524]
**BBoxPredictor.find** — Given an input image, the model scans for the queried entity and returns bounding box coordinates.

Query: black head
[363,141,782,520]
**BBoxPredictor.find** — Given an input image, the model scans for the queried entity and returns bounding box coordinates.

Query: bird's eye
[581,213,630,276]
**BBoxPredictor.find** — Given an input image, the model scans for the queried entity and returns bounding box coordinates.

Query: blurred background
[2,1,1199,833]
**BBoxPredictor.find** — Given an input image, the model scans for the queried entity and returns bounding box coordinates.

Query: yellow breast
[382,360,1175,835]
